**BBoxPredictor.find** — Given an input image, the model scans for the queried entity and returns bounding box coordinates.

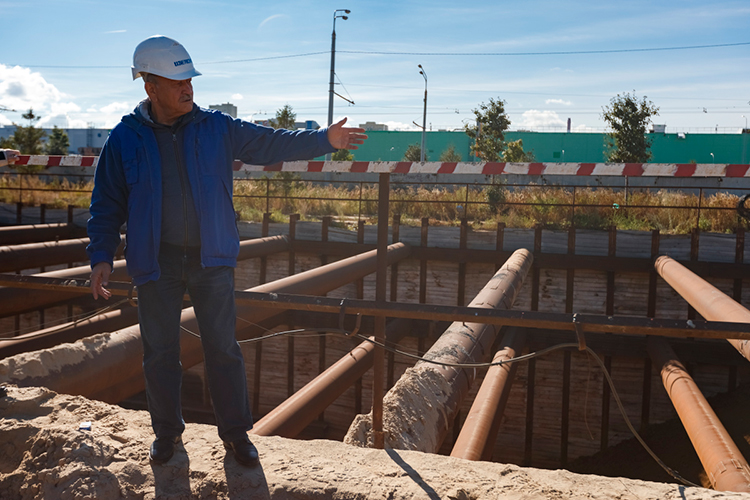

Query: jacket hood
[121,99,204,131]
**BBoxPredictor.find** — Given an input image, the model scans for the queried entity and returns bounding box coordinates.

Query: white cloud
[517,110,565,128]
[103,29,126,34]
[0,113,12,126]
[99,102,131,114]
[67,118,89,128]
[258,14,287,30]
[231,93,243,101]
[545,99,572,106]
[574,123,598,132]
[0,64,81,126]
[383,120,419,131]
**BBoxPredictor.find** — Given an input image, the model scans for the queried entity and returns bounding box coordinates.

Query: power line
[11,41,750,69]
[338,41,750,57]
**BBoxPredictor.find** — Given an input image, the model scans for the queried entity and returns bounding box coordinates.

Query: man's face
[146,75,193,124]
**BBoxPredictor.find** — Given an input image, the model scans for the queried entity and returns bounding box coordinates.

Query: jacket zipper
[172,131,189,259]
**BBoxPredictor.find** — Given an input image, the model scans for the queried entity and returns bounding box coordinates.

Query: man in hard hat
[86,35,366,467]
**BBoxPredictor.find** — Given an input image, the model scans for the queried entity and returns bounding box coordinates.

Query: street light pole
[327,9,350,161]
[418,64,427,162]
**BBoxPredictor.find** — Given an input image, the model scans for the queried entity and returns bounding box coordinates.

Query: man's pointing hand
[327,117,368,150]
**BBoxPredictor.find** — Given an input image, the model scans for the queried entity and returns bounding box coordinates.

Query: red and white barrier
[12,155,99,168]
[11,156,750,177]
[232,160,750,177]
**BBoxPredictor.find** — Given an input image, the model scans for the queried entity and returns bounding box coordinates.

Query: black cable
[195,323,700,487]
[13,41,750,69]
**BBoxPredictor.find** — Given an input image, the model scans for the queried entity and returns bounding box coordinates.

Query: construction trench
[2,164,750,497]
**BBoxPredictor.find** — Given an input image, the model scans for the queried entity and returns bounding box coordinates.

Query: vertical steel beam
[524,356,536,467]
[419,217,428,304]
[531,226,541,311]
[688,228,700,320]
[457,218,468,306]
[733,227,744,303]
[372,172,390,449]
[495,222,505,272]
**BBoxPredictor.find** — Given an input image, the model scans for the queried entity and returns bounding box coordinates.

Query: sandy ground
[2,386,750,500]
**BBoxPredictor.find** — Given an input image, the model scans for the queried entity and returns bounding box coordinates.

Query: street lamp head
[342,15,348,20]
[344,9,351,13]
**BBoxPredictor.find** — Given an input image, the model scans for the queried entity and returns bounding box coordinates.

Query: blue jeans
[137,243,253,442]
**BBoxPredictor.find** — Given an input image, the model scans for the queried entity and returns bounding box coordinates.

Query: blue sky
[1,0,749,134]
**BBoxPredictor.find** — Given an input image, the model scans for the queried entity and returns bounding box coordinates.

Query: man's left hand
[327,118,368,150]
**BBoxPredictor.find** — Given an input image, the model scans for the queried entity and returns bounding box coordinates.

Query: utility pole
[327,9,350,161]
[418,65,427,162]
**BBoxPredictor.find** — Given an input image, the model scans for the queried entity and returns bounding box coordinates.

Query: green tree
[274,104,297,130]
[45,126,70,155]
[332,148,354,161]
[439,144,462,162]
[602,92,659,162]
[502,139,535,162]
[1,108,47,154]
[403,143,424,161]
[464,98,510,161]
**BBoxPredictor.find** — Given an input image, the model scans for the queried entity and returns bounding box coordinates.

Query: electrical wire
[180,321,700,487]
[0,298,701,487]
[338,41,750,57]
[0,298,130,340]
[13,41,750,69]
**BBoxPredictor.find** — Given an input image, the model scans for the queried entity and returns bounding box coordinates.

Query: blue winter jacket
[87,103,336,285]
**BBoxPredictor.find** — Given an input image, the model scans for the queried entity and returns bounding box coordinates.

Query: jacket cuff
[317,128,337,154]
[89,251,115,272]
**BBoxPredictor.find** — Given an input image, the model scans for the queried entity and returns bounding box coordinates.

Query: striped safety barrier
[9,155,750,177]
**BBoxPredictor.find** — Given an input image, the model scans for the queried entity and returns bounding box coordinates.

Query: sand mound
[1,385,748,500]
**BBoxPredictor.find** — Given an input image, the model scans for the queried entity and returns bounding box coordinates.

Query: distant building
[209,103,237,118]
[0,125,109,155]
[295,120,320,130]
[253,119,321,130]
[359,121,388,131]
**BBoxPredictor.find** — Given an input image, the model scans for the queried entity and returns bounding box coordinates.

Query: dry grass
[1,172,744,234]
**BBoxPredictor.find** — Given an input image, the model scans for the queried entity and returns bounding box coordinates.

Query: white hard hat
[131,35,201,81]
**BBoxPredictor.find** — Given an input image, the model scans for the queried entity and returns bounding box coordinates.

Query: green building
[348,130,750,164]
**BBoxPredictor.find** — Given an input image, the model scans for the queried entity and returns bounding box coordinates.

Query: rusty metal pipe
[0,242,411,403]
[450,327,526,461]
[0,260,128,319]
[0,236,288,319]
[0,223,88,246]
[344,248,533,452]
[655,255,750,362]
[647,336,750,492]
[251,318,412,438]
[0,238,100,272]
[0,306,139,359]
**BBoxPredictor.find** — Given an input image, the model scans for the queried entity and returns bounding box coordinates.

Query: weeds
[0,172,745,234]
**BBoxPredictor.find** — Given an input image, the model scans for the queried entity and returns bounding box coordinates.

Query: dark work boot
[223,436,260,467]
[149,436,181,464]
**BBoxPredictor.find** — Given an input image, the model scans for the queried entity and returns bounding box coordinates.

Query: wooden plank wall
[230,219,750,468]
[2,217,749,469]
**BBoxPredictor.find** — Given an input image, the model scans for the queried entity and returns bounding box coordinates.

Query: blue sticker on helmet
[174,59,192,67]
